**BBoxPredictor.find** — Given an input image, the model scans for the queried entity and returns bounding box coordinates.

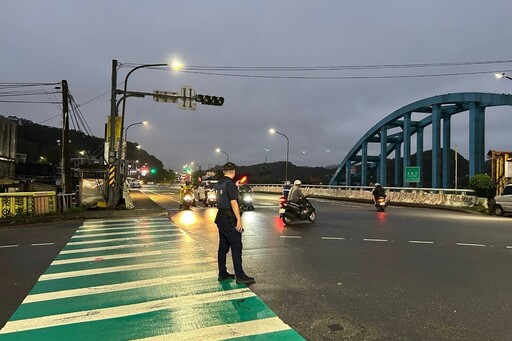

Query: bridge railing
[250,184,477,208]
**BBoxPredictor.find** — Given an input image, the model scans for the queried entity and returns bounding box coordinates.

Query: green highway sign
[405,166,420,183]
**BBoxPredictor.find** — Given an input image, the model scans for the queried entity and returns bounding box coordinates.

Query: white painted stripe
[40,258,216,281]
[0,244,18,248]
[364,238,388,242]
[67,233,182,246]
[279,236,302,239]
[71,228,172,239]
[51,247,204,265]
[24,270,218,303]
[0,288,255,334]
[321,237,346,240]
[135,316,291,341]
[507,246,512,249]
[60,240,183,255]
[456,243,485,247]
[409,240,434,244]
[30,243,55,246]
[75,222,174,233]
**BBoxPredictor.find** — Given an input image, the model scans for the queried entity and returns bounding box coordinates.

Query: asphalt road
[1,186,511,340]
[142,187,512,341]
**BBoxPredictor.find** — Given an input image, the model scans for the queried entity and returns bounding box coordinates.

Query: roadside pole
[61,80,72,195]
[108,60,118,207]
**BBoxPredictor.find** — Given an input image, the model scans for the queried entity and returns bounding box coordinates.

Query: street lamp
[269,128,290,181]
[123,121,148,192]
[495,72,512,81]
[216,148,230,162]
[264,148,271,163]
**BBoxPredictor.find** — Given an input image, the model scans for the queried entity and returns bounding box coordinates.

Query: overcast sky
[2,0,512,171]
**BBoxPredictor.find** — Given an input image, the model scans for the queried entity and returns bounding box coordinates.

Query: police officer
[214,162,255,285]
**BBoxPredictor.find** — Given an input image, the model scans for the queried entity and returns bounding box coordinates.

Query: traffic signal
[150,168,157,174]
[195,94,224,106]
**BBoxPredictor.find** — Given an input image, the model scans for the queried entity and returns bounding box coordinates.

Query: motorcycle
[239,191,255,211]
[279,196,316,225]
[182,190,195,210]
[205,190,217,207]
[374,195,387,212]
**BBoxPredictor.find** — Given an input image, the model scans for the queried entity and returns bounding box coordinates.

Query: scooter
[239,191,255,211]
[373,196,387,212]
[181,190,195,210]
[279,196,316,225]
[205,190,217,207]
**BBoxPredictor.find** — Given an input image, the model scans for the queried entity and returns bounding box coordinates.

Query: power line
[0,100,62,104]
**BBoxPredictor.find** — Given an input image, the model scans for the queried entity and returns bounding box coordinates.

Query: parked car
[492,184,512,216]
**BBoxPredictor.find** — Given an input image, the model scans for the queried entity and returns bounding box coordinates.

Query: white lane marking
[409,240,434,244]
[456,243,486,247]
[66,233,182,246]
[279,236,302,239]
[60,240,184,255]
[24,270,218,303]
[507,246,512,249]
[135,317,291,341]
[322,237,346,240]
[71,228,172,239]
[30,243,55,247]
[0,288,255,334]
[364,238,388,242]
[51,247,204,265]
[0,244,18,248]
[40,257,216,281]
[76,222,174,233]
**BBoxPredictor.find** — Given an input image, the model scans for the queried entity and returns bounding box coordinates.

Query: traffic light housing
[150,168,157,174]
[195,94,224,106]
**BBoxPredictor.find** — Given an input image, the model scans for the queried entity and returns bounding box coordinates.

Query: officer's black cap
[223,162,236,171]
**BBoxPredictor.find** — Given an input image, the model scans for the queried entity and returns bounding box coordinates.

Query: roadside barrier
[250,184,477,208]
[0,191,57,218]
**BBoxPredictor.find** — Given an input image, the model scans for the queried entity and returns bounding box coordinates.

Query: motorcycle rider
[288,179,308,213]
[372,183,386,205]
[180,180,194,208]
[282,180,291,199]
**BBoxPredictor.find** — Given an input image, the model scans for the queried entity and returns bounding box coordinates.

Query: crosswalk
[0,217,304,340]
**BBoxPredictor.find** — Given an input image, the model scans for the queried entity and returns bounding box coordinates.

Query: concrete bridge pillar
[417,126,424,187]
[469,103,486,178]
[442,115,452,188]
[402,112,411,186]
[431,104,441,188]
[361,142,368,186]
[394,143,401,186]
[380,126,387,185]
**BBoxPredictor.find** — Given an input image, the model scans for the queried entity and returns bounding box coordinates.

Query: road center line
[409,240,434,244]
[456,243,486,247]
[321,237,346,240]
[364,238,388,242]
[279,236,302,239]
[31,243,55,247]
[0,244,18,248]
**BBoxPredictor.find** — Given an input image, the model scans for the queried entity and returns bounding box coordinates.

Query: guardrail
[250,184,477,208]
[0,191,57,218]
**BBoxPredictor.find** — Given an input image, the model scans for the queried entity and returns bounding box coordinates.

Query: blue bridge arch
[329,92,512,187]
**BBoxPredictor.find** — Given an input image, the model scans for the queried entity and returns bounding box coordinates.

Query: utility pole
[108,60,118,207]
[455,144,458,189]
[61,80,72,194]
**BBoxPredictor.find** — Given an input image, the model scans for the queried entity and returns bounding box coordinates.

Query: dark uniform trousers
[215,211,244,278]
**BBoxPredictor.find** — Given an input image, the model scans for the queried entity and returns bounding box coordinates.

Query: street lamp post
[495,72,512,81]
[123,121,148,192]
[110,60,182,207]
[216,148,230,162]
[269,128,289,181]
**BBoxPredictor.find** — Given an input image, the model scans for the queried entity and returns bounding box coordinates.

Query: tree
[468,174,494,198]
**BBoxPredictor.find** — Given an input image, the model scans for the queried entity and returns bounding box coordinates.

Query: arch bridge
[329,92,512,188]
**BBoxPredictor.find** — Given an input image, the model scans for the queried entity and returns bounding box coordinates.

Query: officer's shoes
[236,275,255,285]
[217,273,236,282]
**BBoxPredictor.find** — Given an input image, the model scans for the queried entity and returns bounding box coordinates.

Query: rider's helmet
[294,180,302,186]
[374,183,381,187]
[284,180,291,186]
[185,180,191,186]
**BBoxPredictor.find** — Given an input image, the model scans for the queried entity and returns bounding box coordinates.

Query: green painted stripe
[46,251,211,274]
[225,329,306,340]
[0,296,275,340]
[61,234,182,250]
[29,263,215,295]
[12,280,245,321]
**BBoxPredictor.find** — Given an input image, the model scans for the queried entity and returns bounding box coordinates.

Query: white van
[492,184,512,216]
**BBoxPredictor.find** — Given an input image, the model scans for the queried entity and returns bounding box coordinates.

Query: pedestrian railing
[57,193,78,213]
